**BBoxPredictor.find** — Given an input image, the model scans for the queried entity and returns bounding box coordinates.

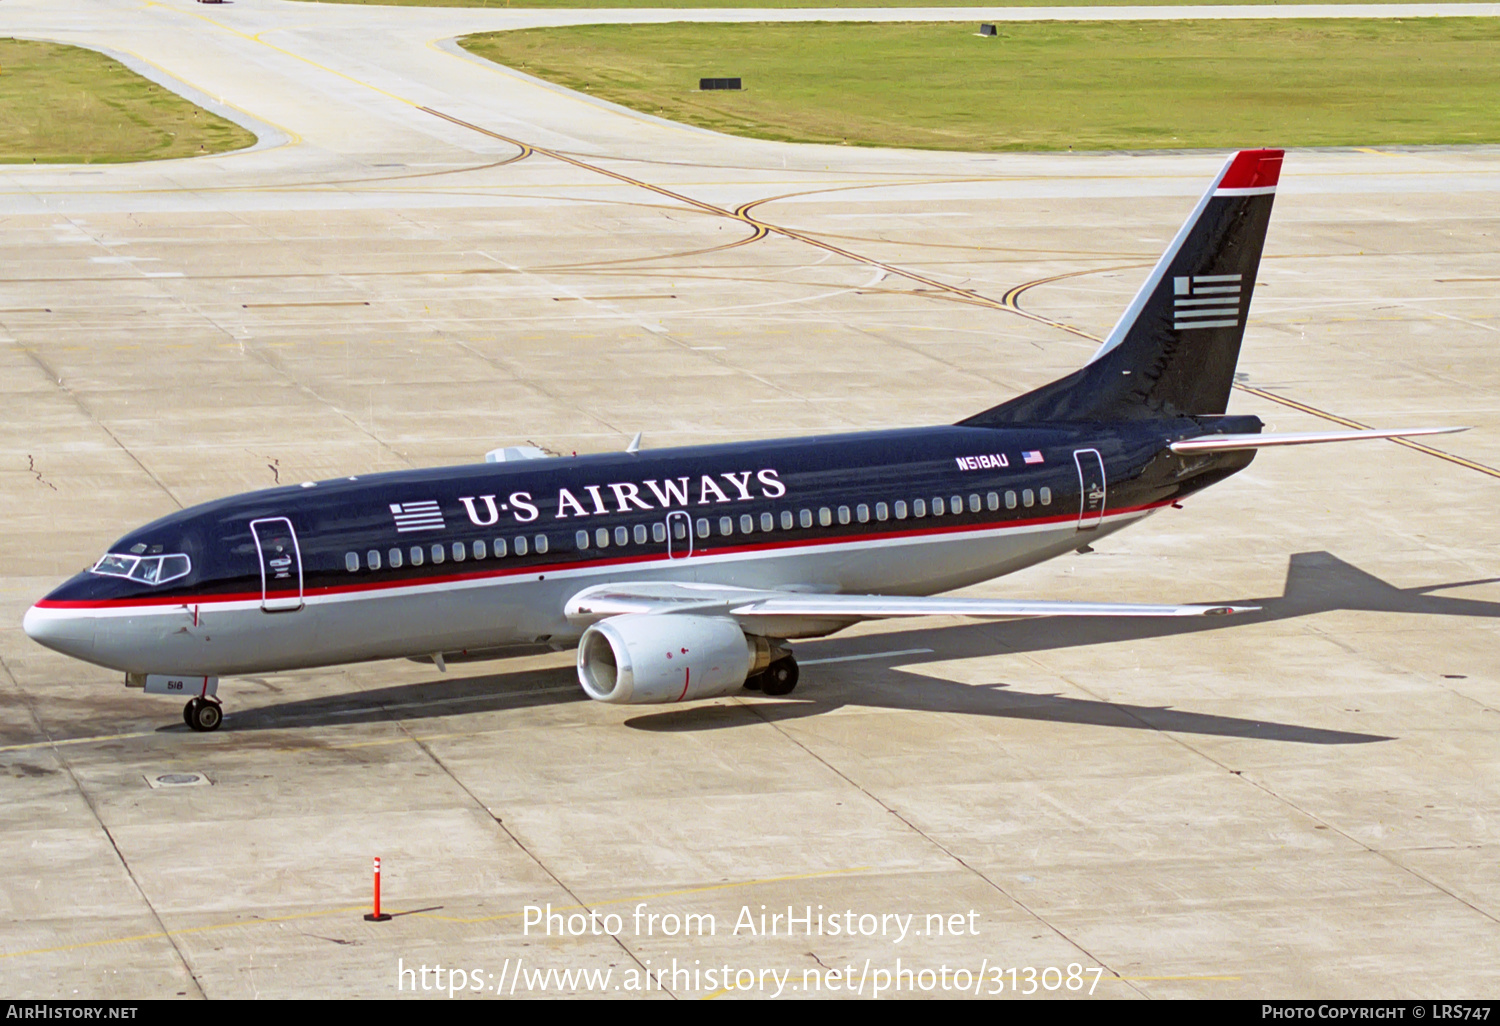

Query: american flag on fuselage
[390,501,445,533]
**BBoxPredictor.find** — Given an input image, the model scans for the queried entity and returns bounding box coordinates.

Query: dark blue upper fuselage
[41,416,1260,608]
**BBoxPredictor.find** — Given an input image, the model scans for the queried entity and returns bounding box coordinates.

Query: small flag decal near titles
[1173,274,1242,330]
[391,501,445,533]
[1022,451,1044,465]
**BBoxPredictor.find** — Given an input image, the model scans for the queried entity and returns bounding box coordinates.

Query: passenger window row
[345,534,549,573]
[573,487,1053,551]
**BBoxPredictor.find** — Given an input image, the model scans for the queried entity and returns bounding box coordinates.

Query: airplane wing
[563,581,1254,632]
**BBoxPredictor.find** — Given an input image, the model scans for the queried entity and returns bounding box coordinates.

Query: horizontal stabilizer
[1170,426,1467,454]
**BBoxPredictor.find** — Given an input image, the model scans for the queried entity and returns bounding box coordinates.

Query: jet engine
[577,614,777,704]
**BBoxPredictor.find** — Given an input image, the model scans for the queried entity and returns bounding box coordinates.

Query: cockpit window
[93,554,138,577]
[91,553,191,586]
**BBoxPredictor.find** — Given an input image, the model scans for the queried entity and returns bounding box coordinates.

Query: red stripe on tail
[1220,149,1283,190]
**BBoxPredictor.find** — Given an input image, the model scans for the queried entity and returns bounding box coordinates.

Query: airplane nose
[23,604,96,662]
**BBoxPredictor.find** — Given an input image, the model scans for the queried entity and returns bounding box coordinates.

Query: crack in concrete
[26,454,57,491]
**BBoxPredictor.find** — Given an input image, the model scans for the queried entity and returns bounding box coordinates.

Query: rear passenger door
[1073,450,1106,530]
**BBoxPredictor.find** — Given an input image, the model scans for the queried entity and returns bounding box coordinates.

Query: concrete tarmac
[1,0,1498,1000]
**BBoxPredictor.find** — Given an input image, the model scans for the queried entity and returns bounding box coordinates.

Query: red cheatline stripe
[34,500,1170,611]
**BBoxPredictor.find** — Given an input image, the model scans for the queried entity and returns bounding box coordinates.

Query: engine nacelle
[577,614,773,704]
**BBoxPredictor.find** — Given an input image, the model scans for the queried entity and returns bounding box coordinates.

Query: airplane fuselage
[25,416,1257,677]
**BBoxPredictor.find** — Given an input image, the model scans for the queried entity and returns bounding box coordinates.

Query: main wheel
[183,698,199,726]
[187,699,222,732]
[743,670,765,692]
[761,657,799,696]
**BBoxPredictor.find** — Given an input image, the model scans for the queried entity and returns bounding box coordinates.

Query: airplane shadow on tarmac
[226,552,1500,745]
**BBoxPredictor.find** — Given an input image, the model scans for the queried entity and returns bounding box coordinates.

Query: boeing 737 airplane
[24,149,1462,731]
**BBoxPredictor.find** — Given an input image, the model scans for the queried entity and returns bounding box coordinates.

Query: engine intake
[577,614,774,704]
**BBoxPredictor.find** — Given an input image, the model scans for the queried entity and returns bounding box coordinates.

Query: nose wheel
[183,696,223,732]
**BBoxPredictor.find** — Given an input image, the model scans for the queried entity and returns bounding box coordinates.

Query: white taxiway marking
[800,648,935,666]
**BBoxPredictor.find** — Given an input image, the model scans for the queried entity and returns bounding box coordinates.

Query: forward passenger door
[250,518,304,612]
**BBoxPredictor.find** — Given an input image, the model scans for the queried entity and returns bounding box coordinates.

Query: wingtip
[1202,604,1261,616]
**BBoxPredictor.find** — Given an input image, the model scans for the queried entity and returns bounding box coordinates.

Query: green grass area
[460,20,1500,151]
[0,39,256,164]
[306,0,1488,6]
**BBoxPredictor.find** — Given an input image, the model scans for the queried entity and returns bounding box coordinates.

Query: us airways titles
[450,468,787,527]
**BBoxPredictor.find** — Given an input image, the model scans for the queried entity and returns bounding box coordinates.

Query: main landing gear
[745,655,799,697]
[183,696,223,732]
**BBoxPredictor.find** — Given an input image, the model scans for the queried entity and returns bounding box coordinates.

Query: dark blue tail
[963,149,1282,426]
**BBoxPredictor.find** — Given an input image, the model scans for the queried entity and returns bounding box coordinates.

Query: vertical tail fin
[963,149,1282,425]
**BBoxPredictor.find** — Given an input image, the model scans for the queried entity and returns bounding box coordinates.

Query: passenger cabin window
[895,501,908,520]
[800,509,813,529]
[1023,489,1034,508]
[367,550,381,571]
[856,504,870,523]
[987,492,999,512]
[838,506,851,525]
[634,524,648,545]
[595,528,609,549]
[1040,487,1052,505]
[1005,491,1017,510]
[951,495,964,514]
[719,516,733,537]
[474,540,487,560]
[345,552,359,573]
[673,520,688,541]
[741,514,753,534]
[913,499,926,518]
[431,544,445,564]
[875,502,888,522]
[534,535,548,554]
[761,512,774,532]
[452,542,465,562]
[388,548,403,569]
[514,536,529,556]
[576,530,590,550]
[968,494,981,513]
[932,497,945,516]
[410,546,424,566]
[653,523,667,543]
[615,526,628,546]
[696,518,710,539]
[781,511,794,530]
[493,538,508,558]
[819,508,832,527]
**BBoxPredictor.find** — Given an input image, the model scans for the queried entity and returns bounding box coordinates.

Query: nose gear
[184,696,223,732]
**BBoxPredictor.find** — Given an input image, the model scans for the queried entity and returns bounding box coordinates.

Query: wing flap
[731,595,1253,619]
[564,582,1255,627]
